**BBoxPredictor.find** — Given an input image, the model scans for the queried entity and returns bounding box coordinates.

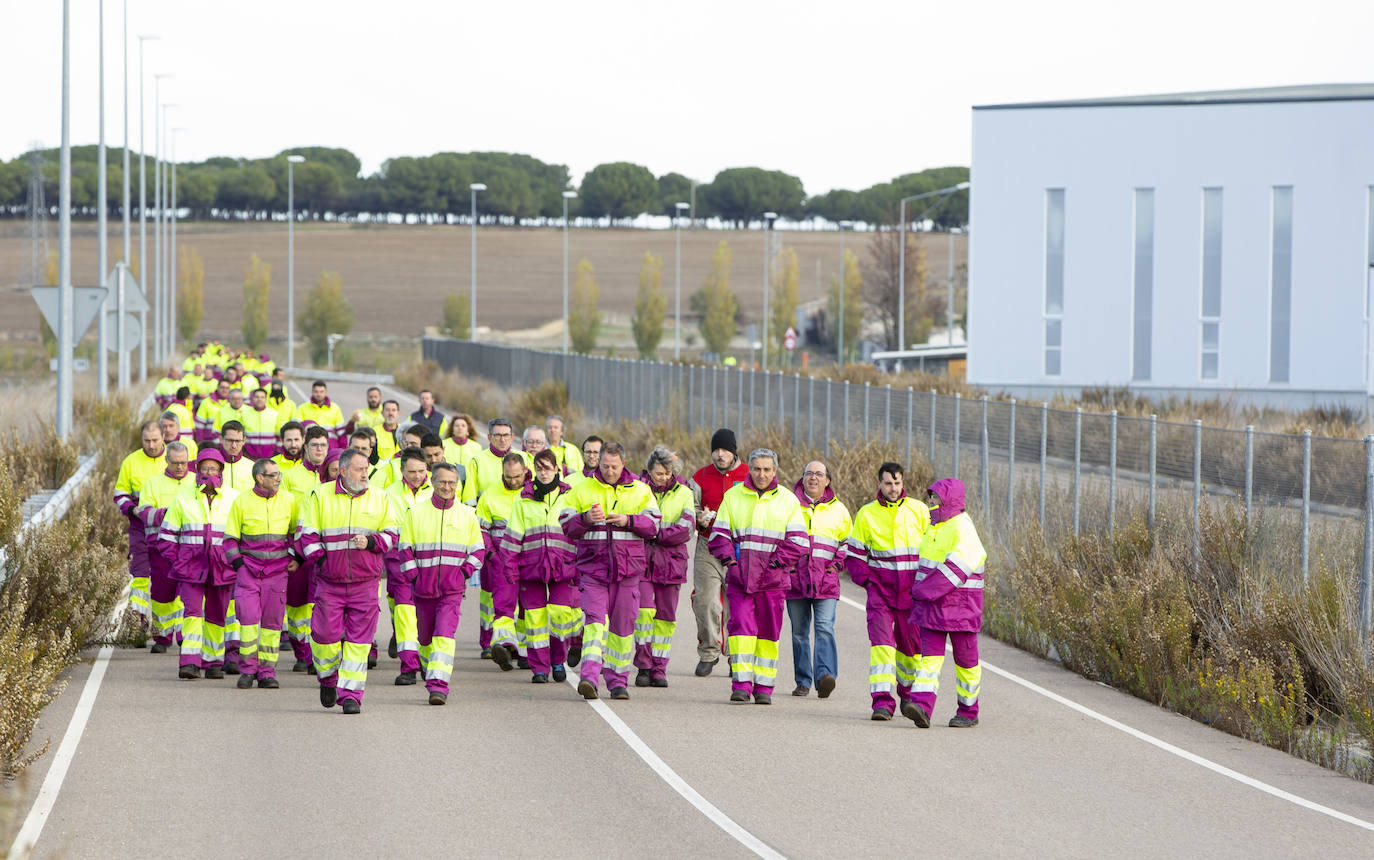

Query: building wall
[968,99,1374,406]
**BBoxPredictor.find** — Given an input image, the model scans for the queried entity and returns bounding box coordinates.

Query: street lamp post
[151,80,169,363]
[761,211,777,369]
[135,34,156,381]
[897,181,970,355]
[673,201,689,359]
[57,0,72,438]
[837,220,852,366]
[286,154,304,368]
[158,100,174,362]
[170,127,183,358]
[96,0,108,396]
[469,182,486,341]
[561,190,577,354]
[118,1,131,390]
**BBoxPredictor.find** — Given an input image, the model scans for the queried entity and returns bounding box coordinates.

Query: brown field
[0,221,967,351]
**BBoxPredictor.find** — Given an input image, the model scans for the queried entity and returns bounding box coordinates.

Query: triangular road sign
[31,286,110,341]
[105,266,149,314]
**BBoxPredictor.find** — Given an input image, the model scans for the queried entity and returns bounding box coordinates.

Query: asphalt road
[9,378,1374,858]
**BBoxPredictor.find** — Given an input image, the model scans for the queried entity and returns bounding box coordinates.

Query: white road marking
[835,593,1374,833]
[11,588,131,857]
[563,676,785,859]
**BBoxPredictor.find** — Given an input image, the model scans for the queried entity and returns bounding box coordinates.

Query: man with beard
[687,428,750,676]
[384,447,431,684]
[298,448,400,714]
[475,454,527,665]
[350,386,385,434]
[274,422,306,473]
[224,458,299,689]
[114,422,167,624]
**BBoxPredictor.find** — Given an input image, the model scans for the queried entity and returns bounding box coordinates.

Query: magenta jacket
[559,470,659,583]
[644,474,694,585]
[502,482,576,584]
[786,481,848,600]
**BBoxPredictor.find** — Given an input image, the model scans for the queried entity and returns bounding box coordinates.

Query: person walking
[475,453,527,666]
[217,421,256,493]
[242,387,283,460]
[545,415,584,477]
[500,449,576,684]
[297,448,400,714]
[786,460,851,698]
[223,458,299,689]
[709,448,808,705]
[158,449,240,680]
[384,447,431,684]
[296,381,347,448]
[634,446,694,688]
[559,441,660,701]
[114,421,167,625]
[904,478,988,729]
[463,418,517,503]
[687,428,749,676]
[133,441,194,652]
[409,389,445,436]
[397,462,485,705]
[442,411,481,469]
[846,462,930,721]
[194,378,231,445]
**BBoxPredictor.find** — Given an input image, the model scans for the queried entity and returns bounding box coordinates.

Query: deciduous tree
[241,253,270,351]
[579,162,657,221]
[769,247,801,363]
[177,246,205,346]
[699,241,738,357]
[441,292,470,340]
[568,259,601,354]
[299,271,354,366]
[826,248,863,361]
[631,252,665,358]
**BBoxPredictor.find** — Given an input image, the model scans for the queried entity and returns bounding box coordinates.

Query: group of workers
[115,341,987,725]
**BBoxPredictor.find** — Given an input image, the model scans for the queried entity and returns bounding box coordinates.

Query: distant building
[968,84,1374,409]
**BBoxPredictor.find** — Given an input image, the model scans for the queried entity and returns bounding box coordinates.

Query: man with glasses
[786,460,852,698]
[223,459,299,689]
[134,441,195,652]
[463,418,517,504]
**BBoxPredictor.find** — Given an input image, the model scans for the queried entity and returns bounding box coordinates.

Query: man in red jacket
[687,428,749,676]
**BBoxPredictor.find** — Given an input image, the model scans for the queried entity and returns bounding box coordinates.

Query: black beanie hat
[710,428,737,456]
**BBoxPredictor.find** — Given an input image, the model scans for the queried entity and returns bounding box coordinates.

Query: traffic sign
[105,266,149,313]
[784,326,798,351]
[31,285,109,342]
[105,313,143,354]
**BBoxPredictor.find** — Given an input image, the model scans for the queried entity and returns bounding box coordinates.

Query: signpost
[32,286,109,345]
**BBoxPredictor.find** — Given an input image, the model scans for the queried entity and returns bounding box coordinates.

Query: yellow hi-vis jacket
[295,399,346,447]
[224,487,299,579]
[134,469,195,542]
[707,479,808,593]
[501,483,575,583]
[215,403,250,434]
[240,405,284,458]
[463,448,517,504]
[296,481,399,584]
[167,401,194,433]
[845,495,930,610]
[114,447,167,519]
[158,484,241,585]
[398,496,485,597]
[549,441,584,478]
[559,472,661,583]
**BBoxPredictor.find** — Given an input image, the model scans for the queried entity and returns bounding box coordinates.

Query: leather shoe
[292,659,308,673]
[531,673,549,684]
[650,676,668,688]
[567,643,581,666]
[871,708,894,721]
[577,680,598,699]
[236,673,255,689]
[394,670,418,686]
[516,655,529,670]
[901,702,930,728]
[178,665,200,680]
[816,674,836,698]
[150,642,168,654]
[428,692,447,705]
[320,686,337,708]
[753,692,772,705]
[608,687,630,701]
[948,715,979,728]
[367,645,378,670]
[552,665,567,683]
[341,699,361,715]
[729,690,750,703]
[257,676,280,689]
[694,658,719,677]
[491,644,515,672]
[205,666,225,680]
[223,660,240,675]
[791,685,810,697]
[635,669,652,687]
[388,634,398,659]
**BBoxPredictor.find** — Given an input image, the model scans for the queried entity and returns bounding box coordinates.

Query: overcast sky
[4,0,1371,195]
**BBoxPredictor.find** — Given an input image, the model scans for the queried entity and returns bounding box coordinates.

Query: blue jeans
[786,598,837,689]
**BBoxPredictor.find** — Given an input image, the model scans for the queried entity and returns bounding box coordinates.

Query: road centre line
[835,593,1374,833]
[562,676,785,859]
[11,588,132,857]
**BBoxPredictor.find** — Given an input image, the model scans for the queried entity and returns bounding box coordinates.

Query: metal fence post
[844,381,851,438]
[863,381,871,440]
[1363,434,1373,656]
[1039,402,1048,526]
[906,387,915,470]
[953,392,962,479]
[1244,424,1254,542]
[737,366,743,432]
[709,364,717,428]
[1072,406,1082,536]
[980,395,990,515]
[809,375,816,448]
[793,373,800,447]
[1193,419,1202,563]
[764,368,771,430]
[1108,409,1118,539]
[928,389,937,466]
[885,384,893,444]
[1148,414,1158,531]
[778,372,784,436]
[825,379,832,452]
[1007,399,1017,527]
[688,363,695,431]
[1301,428,1311,583]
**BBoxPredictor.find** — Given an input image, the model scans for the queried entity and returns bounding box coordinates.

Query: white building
[967,84,1374,409]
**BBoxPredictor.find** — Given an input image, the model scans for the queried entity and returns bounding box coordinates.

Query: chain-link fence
[423,336,1374,639]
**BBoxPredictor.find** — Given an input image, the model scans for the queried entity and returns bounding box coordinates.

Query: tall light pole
[170,127,183,358]
[561,190,577,354]
[948,227,961,343]
[469,182,486,342]
[151,76,169,363]
[761,211,777,369]
[898,181,969,353]
[674,201,689,359]
[286,154,304,368]
[118,1,130,390]
[96,0,108,396]
[136,34,156,381]
[57,0,73,438]
[837,220,852,366]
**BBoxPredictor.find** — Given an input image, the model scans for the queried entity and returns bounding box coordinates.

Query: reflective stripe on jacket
[399,496,485,598]
[787,482,853,600]
[475,484,521,584]
[909,511,987,632]
[134,471,194,541]
[241,406,283,460]
[646,478,694,585]
[708,479,808,594]
[158,485,240,585]
[224,488,299,579]
[559,470,660,583]
[296,480,398,584]
[295,401,346,448]
[501,483,574,583]
[846,495,930,610]
[114,448,166,520]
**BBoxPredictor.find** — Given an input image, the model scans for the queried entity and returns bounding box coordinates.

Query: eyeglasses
[802,471,827,479]
[433,479,459,488]
[263,472,282,479]
[490,431,512,438]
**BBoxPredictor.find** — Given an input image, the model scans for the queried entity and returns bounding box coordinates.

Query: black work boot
[394,670,418,686]
[388,634,398,659]
[635,668,652,687]
[320,686,337,708]
[236,673,255,689]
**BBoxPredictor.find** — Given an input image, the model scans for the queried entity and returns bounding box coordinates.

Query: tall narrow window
[1045,188,1065,376]
[1269,186,1293,383]
[1132,189,1154,381]
[1200,188,1223,379]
